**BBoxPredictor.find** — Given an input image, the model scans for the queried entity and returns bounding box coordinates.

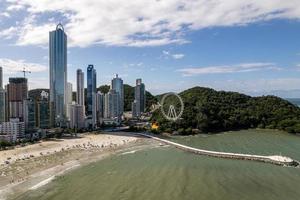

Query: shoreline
[0,132,145,200]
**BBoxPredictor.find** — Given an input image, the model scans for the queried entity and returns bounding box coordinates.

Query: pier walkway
[136,133,299,167]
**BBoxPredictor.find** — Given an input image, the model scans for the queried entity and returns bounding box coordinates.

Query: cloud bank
[1,0,300,47]
[177,63,280,76]
[0,58,47,74]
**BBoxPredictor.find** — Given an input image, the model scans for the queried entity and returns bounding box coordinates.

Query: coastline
[0,132,144,200]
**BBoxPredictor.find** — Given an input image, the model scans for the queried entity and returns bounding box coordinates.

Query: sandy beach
[0,131,142,200]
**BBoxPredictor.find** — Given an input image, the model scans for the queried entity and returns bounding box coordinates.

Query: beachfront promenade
[136,133,299,167]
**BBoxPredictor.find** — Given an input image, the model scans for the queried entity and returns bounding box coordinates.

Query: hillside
[151,87,300,134]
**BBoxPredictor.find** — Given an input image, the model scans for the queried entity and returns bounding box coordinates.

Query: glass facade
[49,23,67,127]
[87,64,96,116]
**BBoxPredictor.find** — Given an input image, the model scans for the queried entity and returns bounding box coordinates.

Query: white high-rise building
[76,69,84,106]
[0,118,25,142]
[104,89,119,119]
[111,74,123,117]
[133,79,146,118]
[69,103,85,129]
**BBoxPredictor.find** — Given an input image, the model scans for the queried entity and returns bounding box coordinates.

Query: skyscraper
[111,74,124,117]
[23,98,36,132]
[69,103,85,129]
[0,67,3,89]
[49,23,67,127]
[7,77,28,121]
[0,89,6,123]
[66,82,73,119]
[37,91,50,129]
[104,89,119,119]
[76,69,84,106]
[0,67,5,122]
[87,64,96,127]
[133,78,146,118]
[96,91,104,126]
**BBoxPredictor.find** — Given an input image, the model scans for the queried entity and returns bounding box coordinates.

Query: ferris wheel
[159,92,184,121]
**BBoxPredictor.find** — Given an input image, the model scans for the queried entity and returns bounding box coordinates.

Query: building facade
[37,92,50,129]
[104,89,119,119]
[133,79,146,118]
[49,23,67,127]
[86,65,97,128]
[66,82,73,120]
[96,91,104,126]
[7,77,28,121]
[23,98,36,132]
[111,74,124,117]
[69,103,85,129]
[76,69,85,106]
[0,118,25,142]
[0,67,5,123]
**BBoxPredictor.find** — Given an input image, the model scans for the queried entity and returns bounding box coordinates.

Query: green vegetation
[0,140,12,150]
[151,87,300,135]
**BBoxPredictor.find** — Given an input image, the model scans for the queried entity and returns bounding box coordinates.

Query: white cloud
[3,0,300,47]
[0,26,18,39]
[0,12,10,18]
[163,50,185,59]
[172,54,185,59]
[177,62,280,76]
[0,58,47,74]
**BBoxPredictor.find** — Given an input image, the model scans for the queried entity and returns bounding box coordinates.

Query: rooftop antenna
[20,66,31,78]
[56,22,64,31]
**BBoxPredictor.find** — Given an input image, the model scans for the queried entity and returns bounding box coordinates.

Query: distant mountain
[151,86,300,134]
[286,98,300,107]
[249,89,300,99]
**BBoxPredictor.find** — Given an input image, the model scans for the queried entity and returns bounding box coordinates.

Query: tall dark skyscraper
[49,23,67,127]
[87,64,96,127]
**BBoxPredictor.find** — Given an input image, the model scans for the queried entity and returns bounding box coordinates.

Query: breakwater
[137,133,299,167]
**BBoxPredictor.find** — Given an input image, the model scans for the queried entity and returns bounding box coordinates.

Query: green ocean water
[14,130,300,200]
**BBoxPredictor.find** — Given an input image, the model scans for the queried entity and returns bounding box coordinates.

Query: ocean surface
[14,130,300,200]
[286,98,300,107]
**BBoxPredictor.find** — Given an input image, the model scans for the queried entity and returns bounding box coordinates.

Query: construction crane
[20,67,31,78]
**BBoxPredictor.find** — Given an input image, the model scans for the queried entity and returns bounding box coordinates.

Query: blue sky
[1,0,300,96]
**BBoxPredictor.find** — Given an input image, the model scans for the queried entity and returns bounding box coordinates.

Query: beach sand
[0,132,142,200]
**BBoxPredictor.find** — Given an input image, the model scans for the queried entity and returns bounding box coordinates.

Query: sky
[1,0,300,96]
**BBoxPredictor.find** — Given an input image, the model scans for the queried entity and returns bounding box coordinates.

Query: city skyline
[1,1,300,96]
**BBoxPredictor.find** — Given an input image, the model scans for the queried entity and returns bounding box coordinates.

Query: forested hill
[151,87,300,134]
